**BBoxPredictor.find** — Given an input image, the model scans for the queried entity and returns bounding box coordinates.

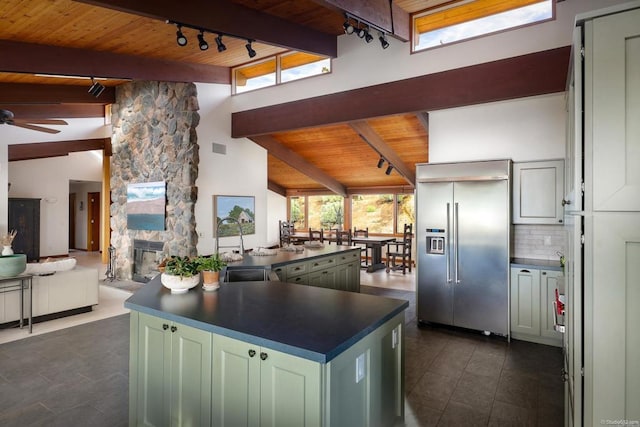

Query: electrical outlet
[355,353,365,383]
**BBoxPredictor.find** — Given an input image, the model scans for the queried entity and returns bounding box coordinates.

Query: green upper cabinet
[212,333,322,427]
[512,160,565,224]
[130,311,212,427]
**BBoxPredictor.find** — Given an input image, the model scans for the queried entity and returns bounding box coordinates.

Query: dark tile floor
[0,284,564,426]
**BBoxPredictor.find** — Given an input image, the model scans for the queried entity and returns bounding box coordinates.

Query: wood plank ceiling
[0,0,564,196]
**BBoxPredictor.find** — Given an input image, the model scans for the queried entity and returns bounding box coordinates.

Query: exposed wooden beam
[268,180,287,197]
[349,121,415,187]
[8,138,111,162]
[0,40,230,85]
[0,82,115,104]
[0,104,106,119]
[251,135,347,197]
[312,0,409,41]
[232,46,571,137]
[75,0,337,58]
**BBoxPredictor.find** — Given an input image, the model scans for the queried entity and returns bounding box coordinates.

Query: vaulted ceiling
[0,0,569,195]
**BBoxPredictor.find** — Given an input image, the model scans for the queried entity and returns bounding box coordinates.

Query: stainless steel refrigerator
[416,160,511,336]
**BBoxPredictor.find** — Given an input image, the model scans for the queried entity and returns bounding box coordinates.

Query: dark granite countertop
[125,276,408,363]
[511,257,563,271]
[224,244,359,269]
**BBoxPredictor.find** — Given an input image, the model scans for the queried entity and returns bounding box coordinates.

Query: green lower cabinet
[308,267,337,289]
[129,311,212,427]
[212,334,322,427]
[336,261,360,292]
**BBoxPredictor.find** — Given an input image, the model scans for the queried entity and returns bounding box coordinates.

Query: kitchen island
[224,244,362,292]
[125,275,408,426]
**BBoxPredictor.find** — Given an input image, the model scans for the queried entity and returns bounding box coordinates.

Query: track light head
[197,31,208,51]
[364,30,374,43]
[176,25,187,46]
[377,158,385,168]
[343,18,354,34]
[385,165,393,175]
[356,26,366,38]
[245,40,257,58]
[215,34,226,52]
[379,33,390,49]
[88,78,105,98]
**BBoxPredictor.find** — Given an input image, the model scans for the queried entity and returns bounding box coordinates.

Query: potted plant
[195,254,226,288]
[161,256,200,294]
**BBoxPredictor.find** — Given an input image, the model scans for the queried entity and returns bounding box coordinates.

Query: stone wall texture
[110,81,200,280]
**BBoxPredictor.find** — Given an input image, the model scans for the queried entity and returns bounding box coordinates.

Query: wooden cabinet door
[170,323,212,427]
[510,268,541,336]
[513,160,564,224]
[588,8,640,211]
[260,347,322,427]
[212,334,261,427]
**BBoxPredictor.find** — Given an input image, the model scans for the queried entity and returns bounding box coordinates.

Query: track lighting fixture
[356,26,366,38]
[245,40,257,58]
[175,24,187,46]
[377,158,385,168]
[379,33,390,49]
[215,34,226,52]
[385,164,394,175]
[364,30,374,43]
[88,78,105,98]
[343,16,354,34]
[197,30,208,51]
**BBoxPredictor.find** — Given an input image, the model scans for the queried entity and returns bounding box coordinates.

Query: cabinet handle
[163,324,169,330]
[562,199,571,206]
[520,269,530,273]
[170,325,177,333]
[260,352,268,361]
[248,349,256,358]
[542,272,547,275]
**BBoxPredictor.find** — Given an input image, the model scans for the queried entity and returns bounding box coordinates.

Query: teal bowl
[0,254,27,277]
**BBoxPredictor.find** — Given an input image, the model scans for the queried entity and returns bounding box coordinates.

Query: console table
[0,274,33,333]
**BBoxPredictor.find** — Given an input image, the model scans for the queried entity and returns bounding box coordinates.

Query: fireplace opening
[133,239,164,283]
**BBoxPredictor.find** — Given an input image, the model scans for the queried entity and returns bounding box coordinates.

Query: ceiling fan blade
[12,118,68,125]
[11,122,61,134]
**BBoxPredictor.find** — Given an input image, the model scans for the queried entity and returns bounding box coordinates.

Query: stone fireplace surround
[109,81,200,281]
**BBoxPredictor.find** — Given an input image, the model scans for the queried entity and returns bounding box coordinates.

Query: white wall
[429,93,567,163]
[8,150,104,257]
[194,83,270,255]
[230,0,624,113]
[267,190,287,245]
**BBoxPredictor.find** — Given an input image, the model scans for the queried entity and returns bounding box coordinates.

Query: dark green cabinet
[8,198,40,262]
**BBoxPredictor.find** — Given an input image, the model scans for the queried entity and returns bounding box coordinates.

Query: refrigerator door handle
[446,203,451,283]
[454,202,460,283]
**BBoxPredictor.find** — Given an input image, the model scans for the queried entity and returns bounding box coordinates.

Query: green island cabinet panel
[212,333,322,427]
[129,311,213,427]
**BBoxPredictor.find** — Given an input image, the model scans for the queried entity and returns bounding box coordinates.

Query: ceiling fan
[0,109,68,134]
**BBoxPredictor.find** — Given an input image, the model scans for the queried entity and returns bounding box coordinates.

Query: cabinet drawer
[336,250,359,265]
[286,262,308,277]
[309,256,337,272]
[287,274,309,286]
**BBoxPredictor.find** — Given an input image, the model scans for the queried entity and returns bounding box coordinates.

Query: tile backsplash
[512,224,565,260]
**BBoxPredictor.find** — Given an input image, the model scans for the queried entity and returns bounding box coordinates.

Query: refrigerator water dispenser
[426,229,445,254]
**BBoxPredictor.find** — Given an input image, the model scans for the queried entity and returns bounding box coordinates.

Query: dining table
[350,236,396,273]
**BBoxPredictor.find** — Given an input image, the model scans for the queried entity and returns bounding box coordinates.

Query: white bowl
[160,273,200,294]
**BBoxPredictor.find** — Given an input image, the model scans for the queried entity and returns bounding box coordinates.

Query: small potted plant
[161,256,200,294]
[195,254,226,290]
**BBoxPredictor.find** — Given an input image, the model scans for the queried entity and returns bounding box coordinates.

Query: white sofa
[0,265,99,324]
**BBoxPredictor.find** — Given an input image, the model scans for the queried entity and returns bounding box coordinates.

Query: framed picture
[127,181,166,230]
[214,195,255,237]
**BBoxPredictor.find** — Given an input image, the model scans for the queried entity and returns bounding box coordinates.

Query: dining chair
[353,227,369,267]
[308,228,324,243]
[386,223,413,274]
[279,220,294,246]
[335,229,352,246]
